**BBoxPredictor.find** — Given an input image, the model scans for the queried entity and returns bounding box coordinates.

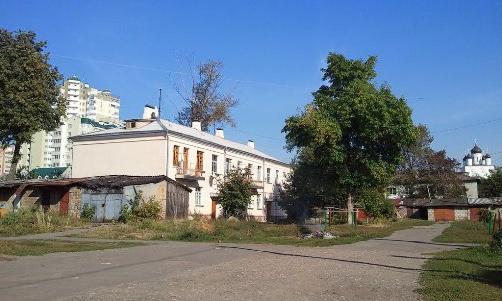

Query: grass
[433,220,492,244]
[418,247,502,301]
[73,218,433,247]
[0,240,141,256]
[0,209,90,237]
[419,220,502,300]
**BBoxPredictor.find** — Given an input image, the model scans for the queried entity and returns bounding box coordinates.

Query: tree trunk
[347,193,354,225]
[7,141,21,180]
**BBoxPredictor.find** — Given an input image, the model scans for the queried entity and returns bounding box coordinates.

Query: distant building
[14,76,122,171]
[22,116,120,169]
[461,144,495,178]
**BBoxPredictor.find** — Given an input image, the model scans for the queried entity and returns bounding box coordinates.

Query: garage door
[435,208,455,222]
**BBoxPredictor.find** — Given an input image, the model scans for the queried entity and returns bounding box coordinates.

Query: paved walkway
[0,223,470,300]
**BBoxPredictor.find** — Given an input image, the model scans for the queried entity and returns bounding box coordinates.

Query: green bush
[119,191,161,222]
[135,197,161,219]
[81,204,96,220]
[491,230,502,251]
[358,189,396,219]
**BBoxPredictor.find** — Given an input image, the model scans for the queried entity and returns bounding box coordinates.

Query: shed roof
[402,197,502,208]
[0,175,191,192]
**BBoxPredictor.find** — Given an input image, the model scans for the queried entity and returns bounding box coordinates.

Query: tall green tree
[283,53,415,223]
[217,168,253,219]
[0,29,65,179]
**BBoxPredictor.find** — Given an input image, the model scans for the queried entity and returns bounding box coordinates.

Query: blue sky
[1,1,501,164]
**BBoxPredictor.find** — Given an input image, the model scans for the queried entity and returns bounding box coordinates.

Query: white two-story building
[71,108,290,221]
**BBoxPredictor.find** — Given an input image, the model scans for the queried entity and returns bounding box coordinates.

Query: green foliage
[491,230,502,251]
[397,125,465,198]
[357,189,395,219]
[80,204,96,220]
[217,168,253,219]
[283,53,415,213]
[479,169,502,197]
[119,190,161,222]
[0,209,86,236]
[135,197,161,219]
[478,208,491,223]
[0,29,65,178]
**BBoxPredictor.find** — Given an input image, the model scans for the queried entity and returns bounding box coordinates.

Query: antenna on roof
[158,88,162,120]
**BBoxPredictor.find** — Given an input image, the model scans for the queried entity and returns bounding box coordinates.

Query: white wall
[72,135,168,178]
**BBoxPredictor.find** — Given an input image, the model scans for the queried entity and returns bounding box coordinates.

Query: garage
[434,208,455,222]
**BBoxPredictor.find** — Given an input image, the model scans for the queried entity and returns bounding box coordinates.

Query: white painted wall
[72,135,168,177]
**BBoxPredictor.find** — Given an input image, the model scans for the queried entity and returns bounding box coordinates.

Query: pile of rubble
[300,231,337,240]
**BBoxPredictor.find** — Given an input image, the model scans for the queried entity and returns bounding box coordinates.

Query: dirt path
[0,223,469,300]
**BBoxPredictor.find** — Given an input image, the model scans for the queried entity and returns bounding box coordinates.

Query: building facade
[71,110,290,221]
[13,76,122,171]
[461,144,495,178]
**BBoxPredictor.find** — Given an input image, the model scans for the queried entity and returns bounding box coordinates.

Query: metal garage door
[82,193,124,222]
[434,208,455,222]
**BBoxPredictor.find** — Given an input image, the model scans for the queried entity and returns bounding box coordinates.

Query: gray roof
[71,119,288,166]
[467,198,502,206]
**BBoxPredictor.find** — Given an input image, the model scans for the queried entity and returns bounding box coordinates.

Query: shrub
[217,168,253,219]
[119,191,161,222]
[491,230,502,251]
[81,204,96,221]
[358,189,396,219]
[135,197,161,219]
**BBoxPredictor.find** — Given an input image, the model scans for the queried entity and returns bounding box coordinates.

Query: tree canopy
[479,169,502,198]
[0,29,65,179]
[396,125,465,198]
[282,53,416,221]
[217,168,253,219]
[176,60,237,132]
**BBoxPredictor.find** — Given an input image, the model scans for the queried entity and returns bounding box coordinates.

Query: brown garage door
[435,208,455,222]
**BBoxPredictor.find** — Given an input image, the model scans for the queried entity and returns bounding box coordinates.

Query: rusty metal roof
[0,175,191,192]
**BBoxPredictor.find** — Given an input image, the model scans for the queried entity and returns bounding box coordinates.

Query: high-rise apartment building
[16,76,122,170]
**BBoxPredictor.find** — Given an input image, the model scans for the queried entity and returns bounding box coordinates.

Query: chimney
[215,128,224,139]
[247,140,255,148]
[191,121,201,131]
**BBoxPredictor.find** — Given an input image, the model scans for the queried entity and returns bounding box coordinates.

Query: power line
[432,117,502,134]
[52,54,309,90]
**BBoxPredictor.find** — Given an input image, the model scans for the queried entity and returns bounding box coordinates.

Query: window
[387,187,397,195]
[183,147,189,170]
[266,168,271,183]
[196,151,204,171]
[212,155,218,174]
[257,166,262,181]
[237,161,242,170]
[225,158,232,174]
[173,145,179,165]
[248,163,253,175]
[195,188,202,206]
[275,170,279,184]
[257,194,262,209]
[248,196,254,209]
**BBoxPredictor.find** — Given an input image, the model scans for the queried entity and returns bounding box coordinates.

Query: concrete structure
[71,107,290,221]
[0,175,190,221]
[19,117,120,169]
[461,144,495,178]
[60,76,120,123]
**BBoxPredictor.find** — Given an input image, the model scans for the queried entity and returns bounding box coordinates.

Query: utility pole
[158,88,162,120]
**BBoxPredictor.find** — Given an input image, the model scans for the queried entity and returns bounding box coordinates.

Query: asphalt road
[0,223,467,301]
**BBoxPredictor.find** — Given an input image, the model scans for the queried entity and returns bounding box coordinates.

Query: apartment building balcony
[250,179,264,189]
[175,166,205,181]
